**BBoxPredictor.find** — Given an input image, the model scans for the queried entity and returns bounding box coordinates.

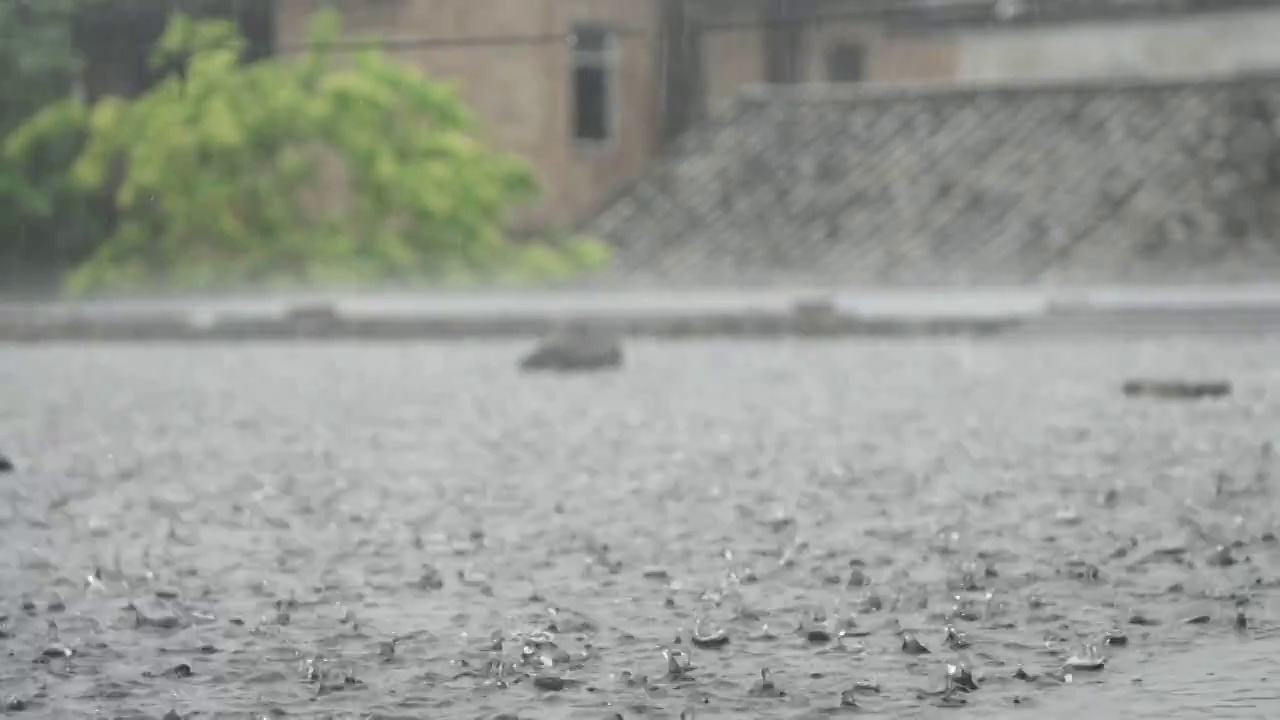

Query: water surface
[1,338,1278,718]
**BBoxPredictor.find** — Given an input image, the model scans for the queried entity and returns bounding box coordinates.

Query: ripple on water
[1,338,1279,718]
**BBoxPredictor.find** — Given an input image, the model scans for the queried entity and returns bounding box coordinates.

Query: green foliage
[506,234,612,285]
[0,0,103,292]
[37,9,608,296]
[0,0,80,122]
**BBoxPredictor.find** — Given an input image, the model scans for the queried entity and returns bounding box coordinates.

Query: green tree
[17,9,607,295]
[0,0,103,293]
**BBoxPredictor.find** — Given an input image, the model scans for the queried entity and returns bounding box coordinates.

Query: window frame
[569,21,620,152]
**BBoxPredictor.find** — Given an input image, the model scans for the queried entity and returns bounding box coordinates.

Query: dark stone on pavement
[520,326,623,373]
[0,453,12,473]
[1122,379,1232,399]
[533,674,567,691]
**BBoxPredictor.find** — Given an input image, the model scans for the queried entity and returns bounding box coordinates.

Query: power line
[275,27,654,54]
[0,30,657,59]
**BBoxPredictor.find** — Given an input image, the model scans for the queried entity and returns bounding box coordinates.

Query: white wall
[954,8,1280,81]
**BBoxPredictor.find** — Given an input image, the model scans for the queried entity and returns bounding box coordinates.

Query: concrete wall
[701,19,958,113]
[274,0,661,230]
[700,7,1280,116]
[585,76,1280,287]
[952,8,1280,81]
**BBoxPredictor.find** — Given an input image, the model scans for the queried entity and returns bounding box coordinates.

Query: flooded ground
[1,337,1279,719]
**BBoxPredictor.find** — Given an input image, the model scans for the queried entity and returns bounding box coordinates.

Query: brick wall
[584,75,1280,286]
[274,0,661,231]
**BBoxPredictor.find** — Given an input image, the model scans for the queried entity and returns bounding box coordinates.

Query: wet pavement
[2,337,1280,719]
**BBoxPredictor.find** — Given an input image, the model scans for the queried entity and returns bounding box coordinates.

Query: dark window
[571,24,614,143]
[826,42,865,82]
[763,0,811,84]
[764,29,805,84]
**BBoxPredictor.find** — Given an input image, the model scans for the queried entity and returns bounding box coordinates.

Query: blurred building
[273,0,1280,230]
[77,0,1280,230]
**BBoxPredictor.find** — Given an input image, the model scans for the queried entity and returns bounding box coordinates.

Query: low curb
[0,302,1028,342]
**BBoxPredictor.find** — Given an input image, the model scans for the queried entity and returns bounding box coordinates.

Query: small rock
[533,674,566,691]
[1121,379,1232,400]
[162,711,183,720]
[0,454,13,473]
[519,326,623,373]
[5,696,25,711]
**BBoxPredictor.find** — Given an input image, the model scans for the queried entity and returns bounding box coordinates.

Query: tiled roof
[582,76,1280,287]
